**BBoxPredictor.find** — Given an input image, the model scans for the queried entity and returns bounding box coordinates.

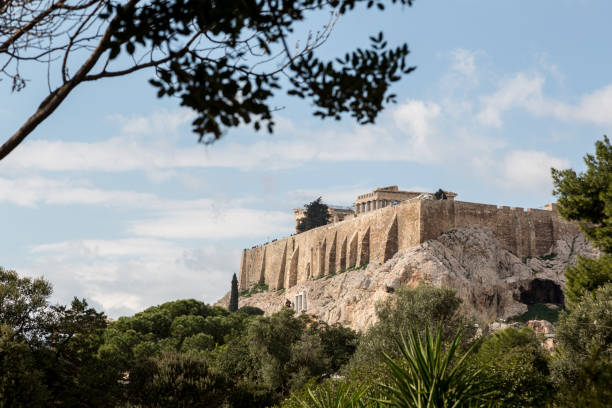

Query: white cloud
[90,292,144,314]
[572,84,612,125]
[477,71,612,127]
[392,100,441,161]
[31,238,180,258]
[477,72,546,127]
[289,187,367,207]
[0,176,155,207]
[128,207,292,239]
[3,104,444,173]
[24,239,242,317]
[498,150,570,191]
[449,48,478,79]
[109,109,196,136]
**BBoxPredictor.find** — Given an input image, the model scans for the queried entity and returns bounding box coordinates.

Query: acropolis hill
[238,186,580,292]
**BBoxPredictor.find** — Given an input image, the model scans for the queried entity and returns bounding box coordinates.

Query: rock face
[218,227,597,332]
[527,320,555,336]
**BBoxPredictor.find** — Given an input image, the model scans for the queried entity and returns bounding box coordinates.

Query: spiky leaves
[378,328,492,408]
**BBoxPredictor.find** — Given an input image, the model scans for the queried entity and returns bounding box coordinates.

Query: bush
[128,351,229,407]
[346,284,475,371]
[551,283,612,407]
[475,327,553,407]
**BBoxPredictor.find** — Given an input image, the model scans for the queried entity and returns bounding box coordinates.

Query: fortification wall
[418,200,572,259]
[239,199,580,291]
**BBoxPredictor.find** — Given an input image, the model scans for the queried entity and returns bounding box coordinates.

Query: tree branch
[0,0,139,160]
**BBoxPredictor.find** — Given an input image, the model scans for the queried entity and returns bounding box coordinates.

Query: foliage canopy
[0,0,416,160]
[552,136,612,303]
[297,197,332,233]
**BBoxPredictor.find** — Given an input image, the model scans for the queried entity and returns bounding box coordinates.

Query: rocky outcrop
[527,319,555,336]
[217,227,597,332]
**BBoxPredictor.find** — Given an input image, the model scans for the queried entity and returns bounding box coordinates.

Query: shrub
[475,327,553,407]
[551,283,612,407]
[127,351,229,407]
[347,284,475,371]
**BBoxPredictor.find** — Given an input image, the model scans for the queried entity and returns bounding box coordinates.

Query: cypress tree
[229,273,239,312]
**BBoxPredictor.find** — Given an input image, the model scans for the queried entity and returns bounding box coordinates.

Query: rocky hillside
[217,226,598,331]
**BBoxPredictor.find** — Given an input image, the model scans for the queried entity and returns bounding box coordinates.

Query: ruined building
[293,206,354,233]
[239,187,579,292]
[354,185,456,214]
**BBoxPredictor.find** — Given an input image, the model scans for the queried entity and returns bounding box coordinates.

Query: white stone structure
[294,291,307,313]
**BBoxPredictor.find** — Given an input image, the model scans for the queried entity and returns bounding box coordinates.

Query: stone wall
[239,199,579,291]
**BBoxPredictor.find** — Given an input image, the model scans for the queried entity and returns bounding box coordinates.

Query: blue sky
[1,0,611,317]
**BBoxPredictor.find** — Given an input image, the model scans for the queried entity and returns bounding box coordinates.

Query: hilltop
[218,226,597,330]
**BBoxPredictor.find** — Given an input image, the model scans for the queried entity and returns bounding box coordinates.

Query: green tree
[230,273,239,312]
[0,267,121,407]
[0,325,49,407]
[128,351,230,407]
[550,137,612,407]
[474,327,553,408]
[552,135,612,303]
[247,308,309,392]
[551,283,612,407]
[0,0,416,160]
[347,285,475,372]
[297,197,331,233]
[308,320,359,373]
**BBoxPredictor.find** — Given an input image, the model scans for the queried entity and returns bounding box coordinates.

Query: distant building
[354,185,456,215]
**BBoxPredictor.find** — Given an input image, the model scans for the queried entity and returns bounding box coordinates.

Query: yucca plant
[298,381,370,408]
[377,327,494,408]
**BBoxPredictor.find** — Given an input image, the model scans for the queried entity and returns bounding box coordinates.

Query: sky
[1,0,611,317]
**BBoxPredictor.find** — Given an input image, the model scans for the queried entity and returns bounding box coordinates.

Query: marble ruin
[354,185,456,214]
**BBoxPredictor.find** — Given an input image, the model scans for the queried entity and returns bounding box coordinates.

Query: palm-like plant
[298,381,370,408]
[378,327,493,408]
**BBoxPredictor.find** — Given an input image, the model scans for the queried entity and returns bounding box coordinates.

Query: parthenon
[354,186,456,215]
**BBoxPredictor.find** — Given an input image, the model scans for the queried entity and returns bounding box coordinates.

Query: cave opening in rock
[519,279,564,305]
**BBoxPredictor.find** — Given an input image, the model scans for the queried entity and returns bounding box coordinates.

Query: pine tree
[552,135,612,303]
[229,273,239,312]
[296,197,331,233]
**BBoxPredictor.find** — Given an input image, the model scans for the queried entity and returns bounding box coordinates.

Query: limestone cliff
[217,227,598,331]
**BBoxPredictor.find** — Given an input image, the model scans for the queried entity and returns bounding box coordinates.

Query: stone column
[367,201,371,211]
